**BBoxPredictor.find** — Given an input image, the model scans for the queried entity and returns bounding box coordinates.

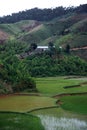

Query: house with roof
[37,46,49,51]
[32,46,49,54]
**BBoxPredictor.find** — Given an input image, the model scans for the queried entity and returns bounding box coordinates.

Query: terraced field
[0,95,56,112]
[0,76,87,130]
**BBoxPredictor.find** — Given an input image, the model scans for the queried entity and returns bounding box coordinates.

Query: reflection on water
[38,115,87,130]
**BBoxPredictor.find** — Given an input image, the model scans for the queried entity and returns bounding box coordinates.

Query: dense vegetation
[25,54,87,77]
[0,4,87,23]
[0,41,36,94]
[0,39,87,94]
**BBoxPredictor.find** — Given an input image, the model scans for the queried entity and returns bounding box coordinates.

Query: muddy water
[32,108,87,130]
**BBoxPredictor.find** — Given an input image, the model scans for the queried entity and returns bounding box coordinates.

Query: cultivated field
[0,76,87,129]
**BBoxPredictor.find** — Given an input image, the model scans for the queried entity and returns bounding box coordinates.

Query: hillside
[0,13,87,43]
[0,6,87,94]
[0,13,87,60]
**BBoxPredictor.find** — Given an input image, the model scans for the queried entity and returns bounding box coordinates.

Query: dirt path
[71,46,87,51]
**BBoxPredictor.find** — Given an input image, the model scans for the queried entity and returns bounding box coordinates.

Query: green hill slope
[0,20,41,40]
[0,12,87,59]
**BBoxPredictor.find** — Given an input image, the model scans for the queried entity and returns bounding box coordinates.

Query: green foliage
[65,44,70,54]
[0,6,70,23]
[29,43,37,51]
[0,4,87,24]
[25,54,87,77]
[0,40,36,93]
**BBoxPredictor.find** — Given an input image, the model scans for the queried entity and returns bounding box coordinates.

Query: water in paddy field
[38,115,87,130]
[32,108,87,130]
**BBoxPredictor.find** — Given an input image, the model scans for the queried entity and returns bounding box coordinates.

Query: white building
[37,46,49,51]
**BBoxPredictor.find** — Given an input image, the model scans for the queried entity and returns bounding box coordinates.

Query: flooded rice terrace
[38,115,87,130]
[32,108,87,130]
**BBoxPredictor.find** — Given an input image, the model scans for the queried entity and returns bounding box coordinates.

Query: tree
[30,43,37,51]
[48,42,55,56]
[65,44,70,54]
[48,42,54,48]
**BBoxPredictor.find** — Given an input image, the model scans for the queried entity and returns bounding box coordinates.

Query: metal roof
[37,46,48,49]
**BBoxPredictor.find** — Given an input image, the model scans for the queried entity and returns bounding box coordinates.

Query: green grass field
[61,95,87,114]
[36,77,87,96]
[0,112,44,130]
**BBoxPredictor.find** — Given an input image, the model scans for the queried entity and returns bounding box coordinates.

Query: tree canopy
[0,4,87,24]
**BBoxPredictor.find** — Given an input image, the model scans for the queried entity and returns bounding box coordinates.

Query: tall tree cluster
[0,4,87,24]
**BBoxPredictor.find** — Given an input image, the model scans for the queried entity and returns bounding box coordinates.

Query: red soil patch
[22,21,41,32]
[0,30,9,44]
[0,94,13,98]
